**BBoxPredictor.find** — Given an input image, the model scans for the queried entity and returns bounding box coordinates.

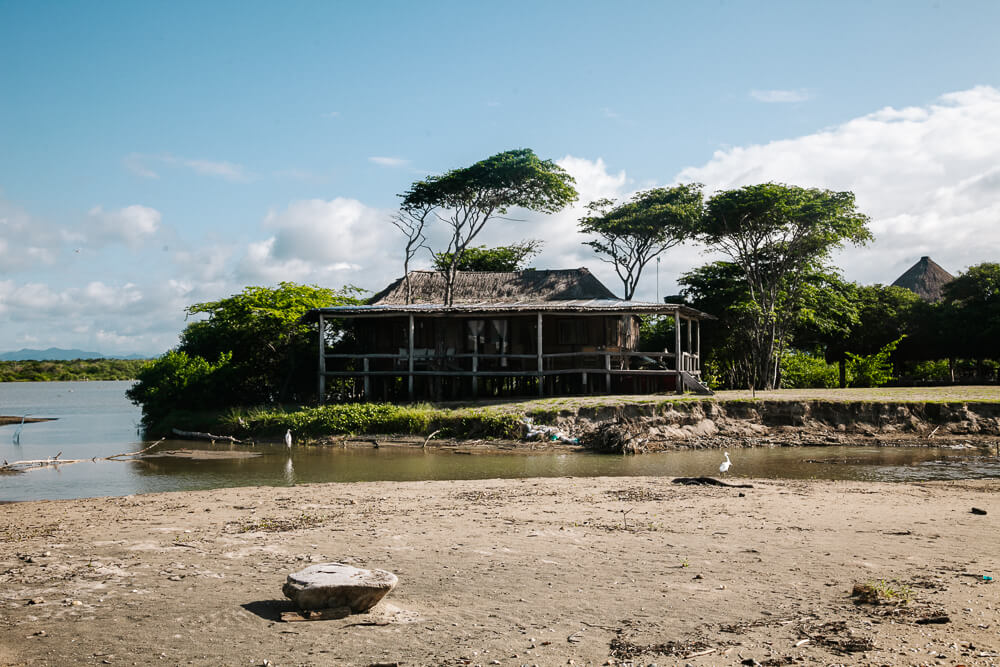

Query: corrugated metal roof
[303,300,714,320]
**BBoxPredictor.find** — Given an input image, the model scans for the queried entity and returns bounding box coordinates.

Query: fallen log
[171,428,242,444]
[672,476,754,488]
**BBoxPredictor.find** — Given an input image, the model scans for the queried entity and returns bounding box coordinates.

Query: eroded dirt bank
[1,477,998,666]
[525,400,1000,451]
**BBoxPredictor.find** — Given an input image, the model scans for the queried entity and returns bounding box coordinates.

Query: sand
[1,476,998,666]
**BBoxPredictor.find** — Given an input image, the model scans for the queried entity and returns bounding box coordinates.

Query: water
[1,381,998,502]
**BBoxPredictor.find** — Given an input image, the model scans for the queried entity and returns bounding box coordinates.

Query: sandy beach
[1,476,998,666]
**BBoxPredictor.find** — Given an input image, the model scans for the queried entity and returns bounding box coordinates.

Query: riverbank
[1,476,997,665]
[212,386,1000,452]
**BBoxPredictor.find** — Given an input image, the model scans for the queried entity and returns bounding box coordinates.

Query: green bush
[126,351,232,428]
[780,350,839,388]
[846,336,903,388]
[908,359,951,383]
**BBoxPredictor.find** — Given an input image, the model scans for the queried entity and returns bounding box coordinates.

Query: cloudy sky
[2,1,999,356]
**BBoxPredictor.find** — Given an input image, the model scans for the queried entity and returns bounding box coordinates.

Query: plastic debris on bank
[521,417,579,444]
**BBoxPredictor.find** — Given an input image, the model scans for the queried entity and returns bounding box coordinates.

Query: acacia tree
[399,148,577,305]
[677,261,857,389]
[693,183,872,390]
[390,203,432,304]
[578,184,703,300]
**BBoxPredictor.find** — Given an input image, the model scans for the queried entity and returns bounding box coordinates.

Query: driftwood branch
[422,429,442,448]
[171,428,242,444]
[2,439,166,473]
[671,477,754,488]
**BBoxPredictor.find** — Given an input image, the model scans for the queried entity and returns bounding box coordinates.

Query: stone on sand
[282,563,398,612]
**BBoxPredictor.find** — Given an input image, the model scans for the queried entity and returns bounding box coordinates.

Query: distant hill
[0,348,152,361]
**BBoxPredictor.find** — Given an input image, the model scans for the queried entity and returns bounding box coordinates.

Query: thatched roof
[301,268,715,320]
[369,268,618,305]
[891,256,954,302]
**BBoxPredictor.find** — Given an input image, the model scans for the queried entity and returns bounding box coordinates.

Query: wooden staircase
[679,370,714,395]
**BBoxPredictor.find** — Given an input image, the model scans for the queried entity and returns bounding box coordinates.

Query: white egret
[719,451,732,474]
[284,429,293,449]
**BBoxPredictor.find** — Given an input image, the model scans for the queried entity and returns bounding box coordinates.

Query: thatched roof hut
[369,268,618,305]
[891,256,954,302]
[305,268,714,401]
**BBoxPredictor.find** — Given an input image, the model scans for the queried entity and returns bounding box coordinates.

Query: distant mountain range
[0,348,153,361]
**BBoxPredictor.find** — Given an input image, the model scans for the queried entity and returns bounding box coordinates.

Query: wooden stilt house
[304,268,713,402]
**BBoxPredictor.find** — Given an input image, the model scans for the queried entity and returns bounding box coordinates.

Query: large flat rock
[282,563,398,612]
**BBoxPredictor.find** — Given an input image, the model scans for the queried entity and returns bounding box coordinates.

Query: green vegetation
[432,240,543,272]
[579,184,703,300]
[779,351,839,389]
[127,282,364,430]
[400,148,577,305]
[690,183,873,390]
[221,403,523,440]
[0,358,149,382]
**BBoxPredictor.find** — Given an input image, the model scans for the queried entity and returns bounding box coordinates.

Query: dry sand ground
[1,476,998,667]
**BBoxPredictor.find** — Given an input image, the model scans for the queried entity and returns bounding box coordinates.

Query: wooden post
[582,371,587,393]
[696,319,701,371]
[686,316,692,370]
[408,314,415,400]
[363,357,370,398]
[472,329,479,397]
[536,312,544,396]
[605,352,612,394]
[318,314,326,404]
[674,310,683,394]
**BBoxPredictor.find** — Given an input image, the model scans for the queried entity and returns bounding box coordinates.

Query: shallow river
[1,381,998,502]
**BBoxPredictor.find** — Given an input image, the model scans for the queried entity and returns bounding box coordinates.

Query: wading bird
[285,429,293,449]
[719,451,732,474]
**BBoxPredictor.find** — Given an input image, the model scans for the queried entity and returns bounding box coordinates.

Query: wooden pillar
[674,310,683,394]
[472,328,479,397]
[605,353,612,394]
[408,314,415,400]
[362,357,370,398]
[696,319,701,372]
[318,314,326,404]
[686,316,692,370]
[536,312,544,396]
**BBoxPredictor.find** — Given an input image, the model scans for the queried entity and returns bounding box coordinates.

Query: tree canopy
[127,282,364,431]
[399,148,577,304]
[693,183,872,389]
[431,240,542,272]
[579,184,703,300]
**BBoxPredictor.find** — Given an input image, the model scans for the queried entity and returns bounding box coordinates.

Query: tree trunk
[839,358,847,388]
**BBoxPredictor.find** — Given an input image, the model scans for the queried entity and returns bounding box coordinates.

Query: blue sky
[2,1,1000,355]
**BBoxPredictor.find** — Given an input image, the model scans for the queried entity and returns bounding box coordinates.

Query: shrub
[846,336,904,388]
[780,350,839,388]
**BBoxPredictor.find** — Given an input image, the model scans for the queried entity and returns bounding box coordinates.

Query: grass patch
[222,402,523,440]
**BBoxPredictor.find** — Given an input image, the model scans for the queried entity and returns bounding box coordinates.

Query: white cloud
[678,85,1000,284]
[236,197,392,285]
[0,280,142,317]
[0,199,61,273]
[369,156,409,168]
[86,205,161,249]
[750,88,811,103]
[123,153,159,179]
[124,153,251,182]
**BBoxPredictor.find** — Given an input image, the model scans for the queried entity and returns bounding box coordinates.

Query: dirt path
[1,477,998,666]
